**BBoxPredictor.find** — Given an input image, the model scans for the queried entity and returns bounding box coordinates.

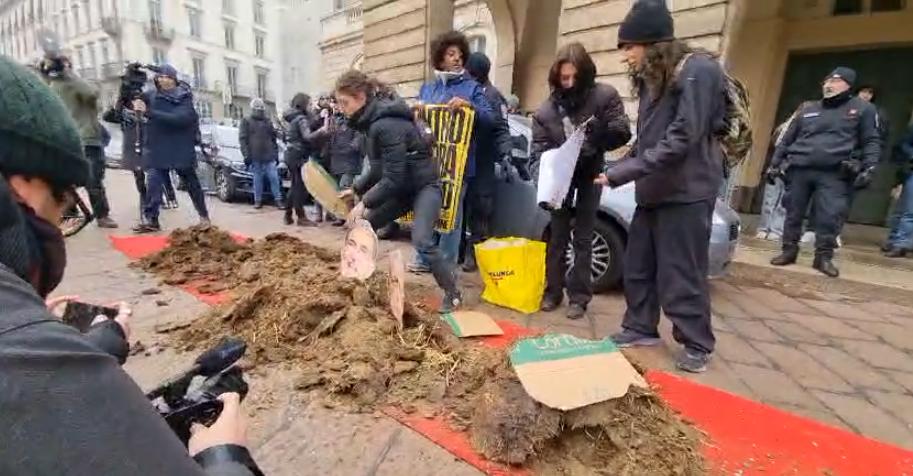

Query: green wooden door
[774,47,913,225]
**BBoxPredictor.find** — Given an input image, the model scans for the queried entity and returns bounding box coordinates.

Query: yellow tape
[399,105,474,232]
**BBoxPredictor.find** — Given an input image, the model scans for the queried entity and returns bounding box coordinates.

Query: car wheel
[215,168,236,203]
[565,219,625,293]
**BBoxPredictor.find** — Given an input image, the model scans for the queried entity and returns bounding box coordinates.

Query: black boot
[770,247,799,266]
[284,212,293,225]
[813,255,840,278]
[461,247,478,273]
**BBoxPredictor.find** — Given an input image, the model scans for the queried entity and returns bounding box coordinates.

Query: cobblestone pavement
[56,172,913,473]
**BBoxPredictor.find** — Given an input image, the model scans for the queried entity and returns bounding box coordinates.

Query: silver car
[489,115,740,293]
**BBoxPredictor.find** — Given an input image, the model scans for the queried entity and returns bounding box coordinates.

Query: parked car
[192,125,291,203]
[102,123,125,169]
[485,114,740,292]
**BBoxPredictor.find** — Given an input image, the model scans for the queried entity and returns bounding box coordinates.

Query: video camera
[118,62,163,106]
[146,337,249,445]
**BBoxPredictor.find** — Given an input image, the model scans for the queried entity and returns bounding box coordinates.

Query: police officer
[768,67,881,277]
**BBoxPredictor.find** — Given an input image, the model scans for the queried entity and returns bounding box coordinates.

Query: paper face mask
[341,219,378,281]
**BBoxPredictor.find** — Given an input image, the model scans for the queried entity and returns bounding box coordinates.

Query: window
[832,0,863,15]
[152,46,167,65]
[192,55,206,88]
[223,23,235,49]
[468,35,486,54]
[83,0,91,29]
[195,100,212,119]
[148,0,163,25]
[333,0,343,10]
[226,63,238,93]
[72,3,80,33]
[254,32,265,58]
[87,41,96,67]
[222,0,234,16]
[101,39,109,63]
[256,71,268,99]
[253,0,264,24]
[187,7,201,38]
[871,0,905,11]
[75,45,84,68]
[97,0,104,18]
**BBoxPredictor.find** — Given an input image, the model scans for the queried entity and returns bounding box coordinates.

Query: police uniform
[770,67,880,276]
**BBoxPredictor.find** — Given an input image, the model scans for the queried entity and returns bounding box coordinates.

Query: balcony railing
[191,77,209,90]
[145,21,175,42]
[347,5,362,23]
[101,16,121,36]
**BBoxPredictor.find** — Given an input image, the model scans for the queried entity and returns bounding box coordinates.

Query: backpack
[676,53,753,171]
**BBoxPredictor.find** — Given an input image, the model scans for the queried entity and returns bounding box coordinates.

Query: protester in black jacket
[767,67,880,277]
[533,42,631,320]
[326,113,365,225]
[598,0,727,373]
[334,70,461,313]
[0,54,257,476]
[462,52,525,272]
[282,93,321,226]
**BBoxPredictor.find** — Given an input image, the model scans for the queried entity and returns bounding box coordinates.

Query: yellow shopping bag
[476,237,546,314]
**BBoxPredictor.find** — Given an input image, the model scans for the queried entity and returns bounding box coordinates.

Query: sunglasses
[59,188,95,238]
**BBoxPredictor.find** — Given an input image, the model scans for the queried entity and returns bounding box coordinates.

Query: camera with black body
[146,337,249,445]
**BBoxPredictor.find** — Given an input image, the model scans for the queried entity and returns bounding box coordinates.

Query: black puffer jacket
[327,115,365,176]
[282,108,323,166]
[532,83,632,180]
[0,264,255,476]
[350,96,438,209]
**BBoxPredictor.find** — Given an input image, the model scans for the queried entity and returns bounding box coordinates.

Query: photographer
[132,65,211,233]
[41,52,118,229]
[0,55,257,475]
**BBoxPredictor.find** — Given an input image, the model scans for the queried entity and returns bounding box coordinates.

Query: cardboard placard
[441,311,504,338]
[340,219,378,281]
[387,249,405,329]
[303,160,352,219]
[510,334,647,411]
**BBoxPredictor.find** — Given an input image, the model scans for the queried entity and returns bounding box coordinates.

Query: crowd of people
[4,0,913,473]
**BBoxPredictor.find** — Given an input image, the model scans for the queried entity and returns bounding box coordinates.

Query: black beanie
[617,0,675,47]
[465,52,492,84]
[0,55,88,188]
[824,67,857,88]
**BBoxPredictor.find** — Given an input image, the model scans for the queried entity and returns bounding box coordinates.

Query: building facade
[279,0,329,105]
[323,0,912,226]
[0,0,291,121]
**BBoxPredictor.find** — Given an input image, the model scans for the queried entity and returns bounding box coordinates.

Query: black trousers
[782,168,850,258]
[144,168,209,222]
[544,179,601,307]
[285,160,310,220]
[621,200,715,354]
[464,175,495,249]
[132,168,147,215]
[365,184,457,296]
[84,146,111,219]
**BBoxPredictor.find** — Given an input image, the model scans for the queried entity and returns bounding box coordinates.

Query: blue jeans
[414,186,467,267]
[251,161,282,205]
[887,174,913,250]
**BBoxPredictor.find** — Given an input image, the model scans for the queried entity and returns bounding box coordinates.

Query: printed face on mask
[341,219,378,281]
[559,62,578,90]
[822,77,850,99]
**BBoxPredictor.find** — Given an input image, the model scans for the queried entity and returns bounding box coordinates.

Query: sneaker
[408,262,432,274]
[198,218,212,229]
[881,242,894,253]
[297,217,317,227]
[96,216,119,229]
[610,329,662,348]
[540,295,561,312]
[676,350,711,373]
[885,247,908,258]
[276,200,287,210]
[132,221,161,234]
[439,290,463,314]
[770,248,798,266]
[253,203,263,210]
[566,304,586,320]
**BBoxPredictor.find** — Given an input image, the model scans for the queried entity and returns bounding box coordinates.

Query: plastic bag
[536,120,589,210]
[476,237,546,314]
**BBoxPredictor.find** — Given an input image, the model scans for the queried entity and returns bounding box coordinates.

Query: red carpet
[109,233,913,475]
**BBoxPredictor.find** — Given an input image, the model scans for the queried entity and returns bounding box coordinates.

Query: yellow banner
[400,105,475,233]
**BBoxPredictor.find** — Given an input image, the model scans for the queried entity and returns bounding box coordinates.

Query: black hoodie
[350,96,438,209]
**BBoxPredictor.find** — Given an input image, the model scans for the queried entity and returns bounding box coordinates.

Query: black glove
[854,167,875,189]
[512,158,532,182]
[840,159,863,177]
[764,166,783,185]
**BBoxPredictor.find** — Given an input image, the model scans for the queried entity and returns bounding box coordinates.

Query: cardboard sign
[510,334,647,411]
[387,249,405,329]
[441,311,504,338]
[303,160,352,219]
[340,219,378,281]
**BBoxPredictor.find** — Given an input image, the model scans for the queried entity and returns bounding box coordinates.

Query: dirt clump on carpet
[140,227,706,475]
